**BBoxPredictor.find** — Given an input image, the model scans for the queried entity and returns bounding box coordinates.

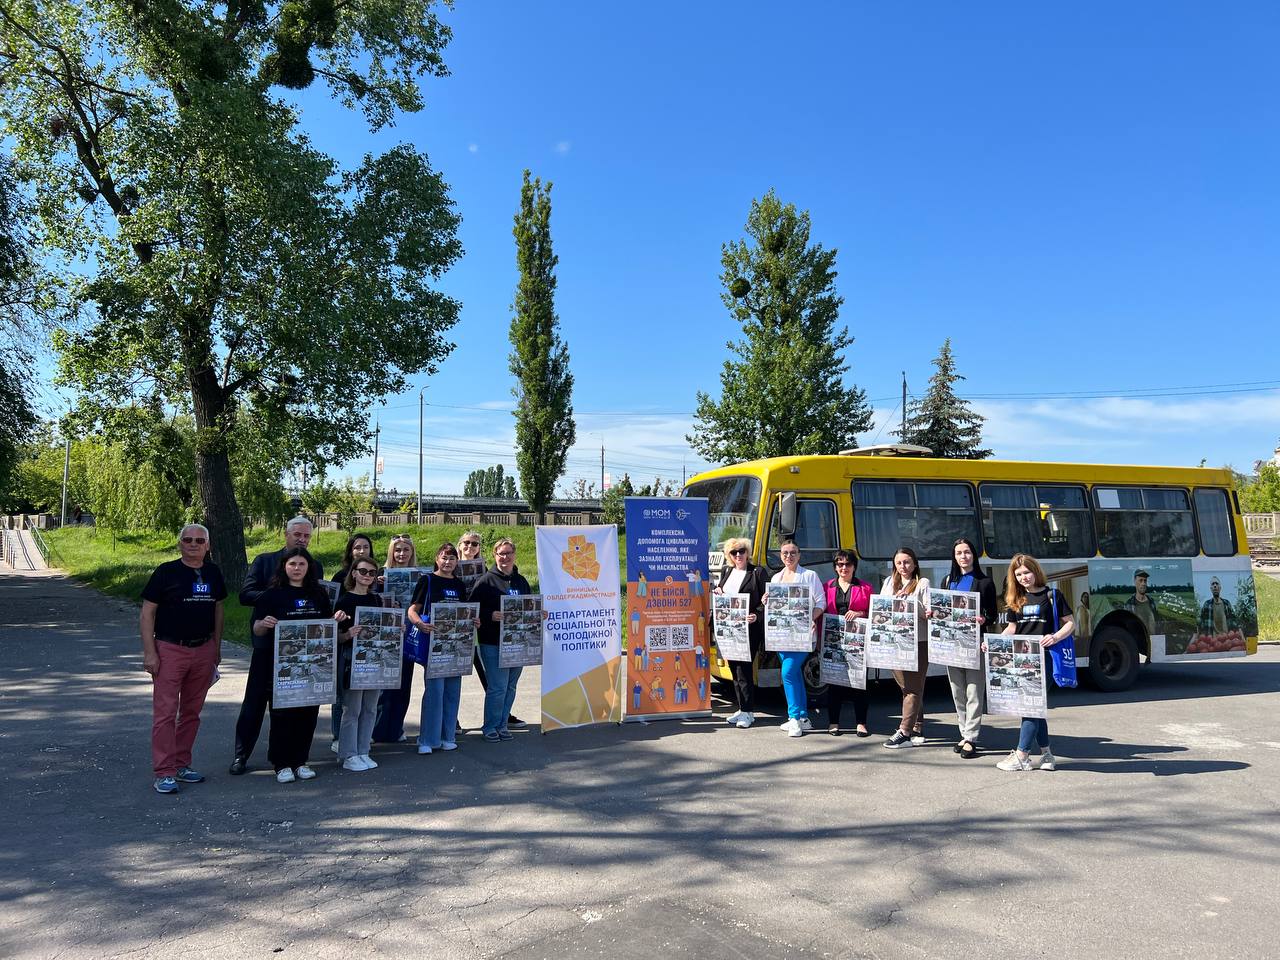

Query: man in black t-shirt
[140,523,227,795]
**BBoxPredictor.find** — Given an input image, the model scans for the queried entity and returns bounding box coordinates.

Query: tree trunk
[191,374,248,592]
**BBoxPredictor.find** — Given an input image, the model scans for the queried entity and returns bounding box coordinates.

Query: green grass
[43,523,629,645]
[1256,573,1280,642]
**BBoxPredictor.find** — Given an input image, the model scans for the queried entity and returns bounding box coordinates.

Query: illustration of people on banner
[623,497,711,720]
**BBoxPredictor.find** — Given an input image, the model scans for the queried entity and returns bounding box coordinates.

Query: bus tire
[803,653,827,699]
[1088,626,1140,692]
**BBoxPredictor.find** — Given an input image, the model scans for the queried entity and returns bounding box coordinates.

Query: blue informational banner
[623,497,711,720]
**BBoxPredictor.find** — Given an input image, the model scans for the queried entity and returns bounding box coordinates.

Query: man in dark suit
[229,517,325,774]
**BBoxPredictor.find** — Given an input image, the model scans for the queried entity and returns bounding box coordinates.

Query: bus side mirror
[777,492,797,537]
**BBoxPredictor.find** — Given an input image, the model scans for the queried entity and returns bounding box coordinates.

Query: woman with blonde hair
[995,554,1073,772]
[769,539,827,737]
[881,546,931,750]
[370,533,420,744]
[713,537,768,727]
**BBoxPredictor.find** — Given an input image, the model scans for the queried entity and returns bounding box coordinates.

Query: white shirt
[879,575,931,644]
[722,568,748,595]
[771,565,828,637]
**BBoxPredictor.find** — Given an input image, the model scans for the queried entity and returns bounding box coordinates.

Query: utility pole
[371,420,381,503]
[901,371,907,441]
[417,388,426,524]
[600,441,605,495]
[60,439,70,526]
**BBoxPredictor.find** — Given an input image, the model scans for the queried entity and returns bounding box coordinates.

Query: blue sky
[47,2,1280,493]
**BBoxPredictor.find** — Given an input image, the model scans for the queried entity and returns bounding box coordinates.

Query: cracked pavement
[2,569,1278,959]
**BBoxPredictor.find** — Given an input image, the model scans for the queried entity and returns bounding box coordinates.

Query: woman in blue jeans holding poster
[469,538,536,742]
[769,539,827,738]
[996,553,1073,772]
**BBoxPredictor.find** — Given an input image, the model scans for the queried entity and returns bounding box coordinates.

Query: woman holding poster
[334,560,384,772]
[881,547,931,750]
[713,537,768,728]
[937,538,998,759]
[995,554,1073,772]
[370,534,419,744]
[769,539,826,738]
[823,549,875,736]
[469,538,534,742]
[250,548,339,783]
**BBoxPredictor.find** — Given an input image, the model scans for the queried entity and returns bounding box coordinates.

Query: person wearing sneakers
[407,542,480,755]
[995,553,1073,773]
[469,538,536,743]
[333,558,385,772]
[823,549,875,737]
[713,537,768,728]
[140,524,226,794]
[249,547,341,783]
[935,538,998,760]
[881,547,931,750]
[770,540,827,738]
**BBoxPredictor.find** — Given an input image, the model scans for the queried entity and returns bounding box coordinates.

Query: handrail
[28,526,51,567]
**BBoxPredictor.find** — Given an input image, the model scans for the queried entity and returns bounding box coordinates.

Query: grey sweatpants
[947,665,984,742]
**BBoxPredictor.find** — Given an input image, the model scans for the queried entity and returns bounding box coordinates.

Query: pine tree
[688,190,872,463]
[509,171,575,520]
[898,340,992,459]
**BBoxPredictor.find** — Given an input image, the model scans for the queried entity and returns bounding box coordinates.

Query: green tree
[0,157,42,502]
[1,1,462,588]
[463,463,516,498]
[601,473,634,528]
[897,339,992,459]
[509,170,575,521]
[1240,461,1280,513]
[331,474,374,534]
[688,190,872,463]
[502,474,518,499]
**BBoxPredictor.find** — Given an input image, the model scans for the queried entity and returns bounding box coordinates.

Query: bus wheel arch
[1088,617,1143,691]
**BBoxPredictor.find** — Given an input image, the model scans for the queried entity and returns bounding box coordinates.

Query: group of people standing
[712,536,1073,771]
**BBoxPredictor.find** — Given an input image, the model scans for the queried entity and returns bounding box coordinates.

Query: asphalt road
[1,569,1277,960]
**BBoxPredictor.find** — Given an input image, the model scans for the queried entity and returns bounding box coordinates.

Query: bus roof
[685,454,1235,490]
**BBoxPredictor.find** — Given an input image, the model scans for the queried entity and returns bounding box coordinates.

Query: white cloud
[554,140,571,155]
[467,142,479,154]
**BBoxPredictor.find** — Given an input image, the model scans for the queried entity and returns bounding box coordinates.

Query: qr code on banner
[667,624,694,651]
[645,625,672,651]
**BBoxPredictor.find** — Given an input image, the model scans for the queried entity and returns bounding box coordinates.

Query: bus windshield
[683,476,761,550]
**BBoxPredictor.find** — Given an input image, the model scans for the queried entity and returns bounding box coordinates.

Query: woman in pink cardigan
[823,548,875,736]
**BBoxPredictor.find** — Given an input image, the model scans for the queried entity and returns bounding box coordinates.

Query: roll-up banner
[623,497,711,721]
[536,525,624,732]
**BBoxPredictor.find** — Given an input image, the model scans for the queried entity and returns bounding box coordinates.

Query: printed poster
[273,618,337,708]
[624,497,711,720]
[712,593,752,663]
[536,525,624,731]
[499,594,544,668]
[866,595,919,671]
[765,582,814,652]
[383,567,428,609]
[819,615,868,690]
[423,602,478,679]
[457,558,486,594]
[318,579,341,606]
[926,588,981,669]
[350,606,404,690]
[984,633,1047,718]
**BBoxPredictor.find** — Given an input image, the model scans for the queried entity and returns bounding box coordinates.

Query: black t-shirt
[142,559,228,643]
[1007,588,1069,637]
[251,584,333,649]
[408,571,466,618]
[469,566,533,645]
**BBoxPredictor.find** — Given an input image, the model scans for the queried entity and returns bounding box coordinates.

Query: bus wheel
[1089,626,1140,691]
[802,654,828,700]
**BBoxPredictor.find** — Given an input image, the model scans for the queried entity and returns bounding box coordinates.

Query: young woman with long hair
[370,534,419,744]
[937,538,998,759]
[882,546,931,750]
[333,557,384,771]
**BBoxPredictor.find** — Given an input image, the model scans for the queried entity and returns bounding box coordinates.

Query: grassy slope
[43,524,626,645]
[1255,573,1279,642]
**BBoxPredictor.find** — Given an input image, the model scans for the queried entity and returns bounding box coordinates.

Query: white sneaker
[342,756,369,772]
[787,720,805,738]
[910,731,926,745]
[735,712,755,728]
[358,754,378,769]
[295,765,317,780]
[330,740,339,754]
[996,750,1032,772]
[417,744,433,755]
[1035,751,1057,771]
[276,767,296,783]
[798,717,813,732]
[726,710,743,725]
[780,718,800,735]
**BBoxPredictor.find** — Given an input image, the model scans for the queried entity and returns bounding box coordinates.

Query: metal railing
[28,525,51,567]
[1244,513,1278,540]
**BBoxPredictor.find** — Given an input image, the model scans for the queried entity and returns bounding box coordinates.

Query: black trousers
[472,647,488,691]
[233,645,274,760]
[729,659,756,712]
[371,658,415,742]
[268,704,319,771]
[826,685,870,728]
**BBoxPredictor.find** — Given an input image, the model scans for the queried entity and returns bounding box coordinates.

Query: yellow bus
[684,446,1258,693]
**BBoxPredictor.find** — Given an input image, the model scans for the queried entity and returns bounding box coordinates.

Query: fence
[304,509,602,530]
[1244,513,1278,540]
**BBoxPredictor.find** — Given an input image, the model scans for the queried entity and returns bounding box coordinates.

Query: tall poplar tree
[898,339,992,459]
[688,190,872,463]
[509,171,575,521]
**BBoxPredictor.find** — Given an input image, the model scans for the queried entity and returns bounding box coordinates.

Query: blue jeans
[419,675,462,749]
[1018,717,1049,753]
[477,644,522,735]
[778,651,809,720]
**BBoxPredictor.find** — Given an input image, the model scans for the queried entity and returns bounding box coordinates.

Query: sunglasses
[461,540,480,547]
[729,548,747,556]
[181,537,207,544]
[834,560,850,567]
[392,535,413,542]
[355,567,378,576]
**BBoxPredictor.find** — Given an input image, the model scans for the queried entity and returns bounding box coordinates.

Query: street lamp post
[417,386,426,524]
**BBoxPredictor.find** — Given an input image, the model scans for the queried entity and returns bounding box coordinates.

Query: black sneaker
[228,757,247,775]
[883,730,913,749]
[508,715,526,728]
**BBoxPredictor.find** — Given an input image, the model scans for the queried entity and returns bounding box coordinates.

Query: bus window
[767,498,839,574]
[852,480,979,560]
[980,483,1094,559]
[683,476,762,551]
[1093,486,1197,557]
[1193,488,1236,556]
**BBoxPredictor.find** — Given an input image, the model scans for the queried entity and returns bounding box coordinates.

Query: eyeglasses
[495,550,515,558]
[181,537,207,544]
[728,548,747,556]
[355,567,378,576]
[461,540,481,547]
[833,560,850,567]
[780,551,799,558]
